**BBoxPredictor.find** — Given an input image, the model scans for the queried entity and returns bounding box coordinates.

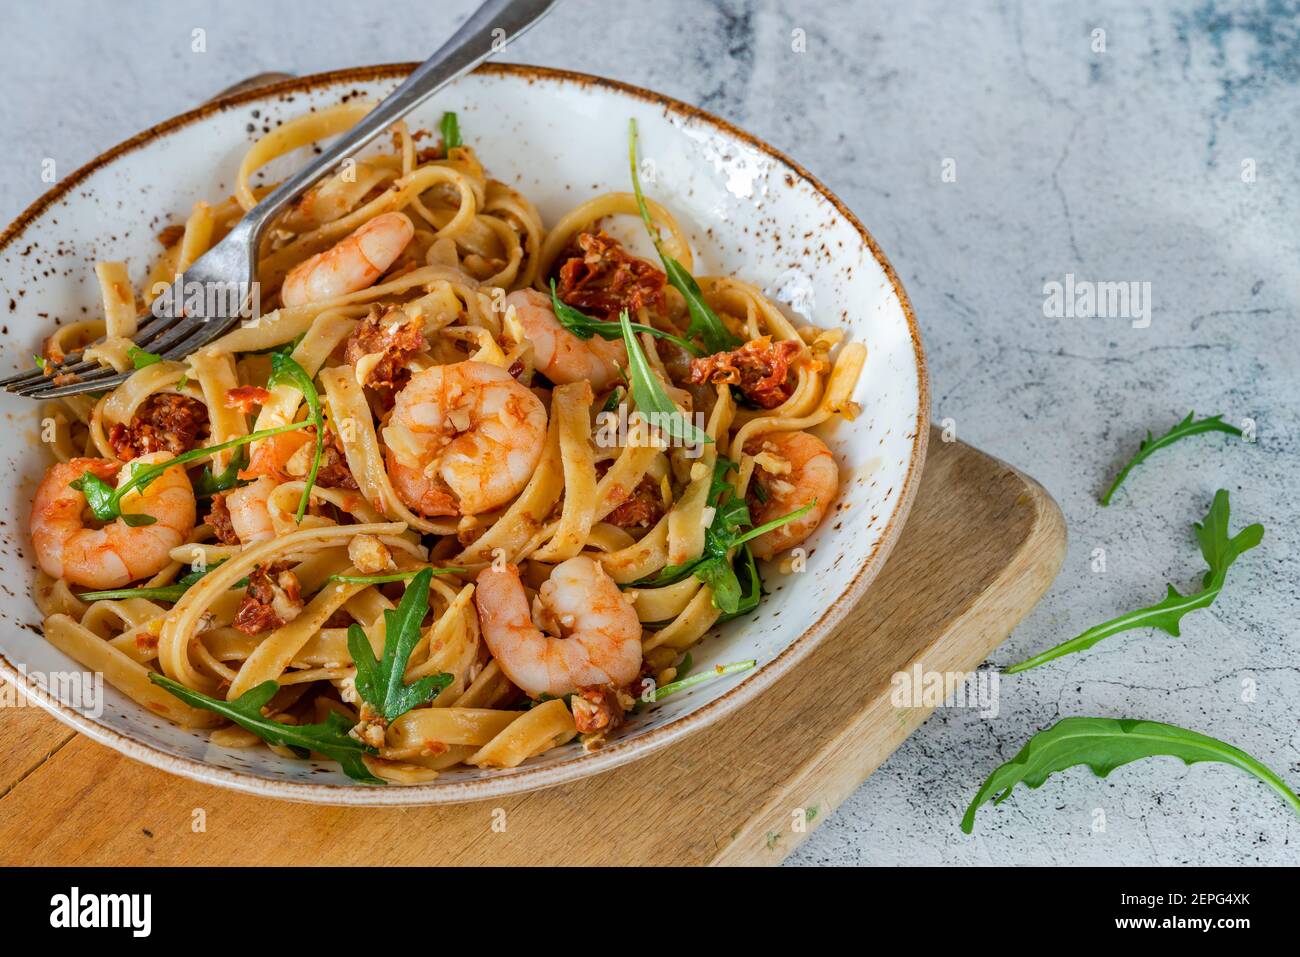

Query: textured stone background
[1,0,1295,865]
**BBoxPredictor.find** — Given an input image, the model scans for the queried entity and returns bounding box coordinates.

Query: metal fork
[2,0,558,400]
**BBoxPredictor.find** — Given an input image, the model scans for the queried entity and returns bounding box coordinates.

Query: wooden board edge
[711,458,1068,865]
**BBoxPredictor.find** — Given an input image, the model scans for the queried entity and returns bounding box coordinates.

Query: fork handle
[246,0,559,238]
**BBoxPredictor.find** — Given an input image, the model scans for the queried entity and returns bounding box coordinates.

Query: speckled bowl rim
[0,62,929,805]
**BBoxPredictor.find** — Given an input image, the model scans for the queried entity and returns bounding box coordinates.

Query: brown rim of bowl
[0,62,929,805]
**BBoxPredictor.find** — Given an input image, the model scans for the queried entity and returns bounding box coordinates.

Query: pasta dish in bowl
[0,65,926,802]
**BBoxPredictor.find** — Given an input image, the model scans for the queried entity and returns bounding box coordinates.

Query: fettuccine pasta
[25,104,865,782]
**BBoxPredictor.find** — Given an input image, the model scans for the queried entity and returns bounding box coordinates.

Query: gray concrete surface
[0,0,1295,865]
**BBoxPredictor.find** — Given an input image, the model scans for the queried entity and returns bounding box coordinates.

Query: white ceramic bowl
[0,64,927,804]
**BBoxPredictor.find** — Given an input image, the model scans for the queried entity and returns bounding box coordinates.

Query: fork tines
[3,277,249,400]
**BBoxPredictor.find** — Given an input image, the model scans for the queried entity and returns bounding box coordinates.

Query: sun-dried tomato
[555,231,666,321]
[344,305,425,393]
[107,393,210,461]
[233,563,304,636]
[687,336,803,409]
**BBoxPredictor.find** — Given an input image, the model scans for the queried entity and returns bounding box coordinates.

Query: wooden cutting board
[0,428,1065,866]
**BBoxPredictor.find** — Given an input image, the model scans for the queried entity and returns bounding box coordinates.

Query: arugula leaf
[177,567,214,587]
[128,346,163,369]
[267,349,324,524]
[1101,412,1243,505]
[330,568,466,584]
[72,420,311,523]
[717,544,764,622]
[690,461,757,612]
[69,472,118,518]
[628,118,741,354]
[662,259,740,355]
[637,458,743,590]
[149,674,381,783]
[346,567,453,722]
[654,660,755,700]
[194,450,250,499]
[962,716,1300,833]
[78,565,247,603]
[1006,489,1262,673]
[637,458,810,614]
[729,499,815,549]
[70,470,157,527]
[617,309,711,447]
[549,279,703,357]
[693,500,810,615]
[601,385,626,414]
[696,554,742,615]
[440,111,461,151]
[81,583,191,603]
[675,652,694,679]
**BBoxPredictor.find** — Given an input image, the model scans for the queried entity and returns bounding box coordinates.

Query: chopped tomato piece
[555,231,666,321]
[686,336,803,409]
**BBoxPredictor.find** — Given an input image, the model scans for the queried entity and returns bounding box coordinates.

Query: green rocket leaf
[266,348,324,524]
[149,674,380,784]
[1101,412,1243,505]
[617,308,712,447]
[346,567,453,721]
[1005,490,1262,673]
[549,279,702,356]
[440,111,462,151]
[962,716,1300,833]
[72,420,311,522]
[628,118,740,354]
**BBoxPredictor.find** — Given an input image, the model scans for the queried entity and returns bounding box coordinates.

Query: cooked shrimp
[224,476,276,545]
[474,556,642,697]
[745,430,839,560]
[383,360,547,516]
[280,211,415,306]
[30,454,196,590]
[242,429,313,482]
[506,288,626,391]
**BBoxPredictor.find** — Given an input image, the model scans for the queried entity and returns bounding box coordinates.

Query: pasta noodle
[23,104,865,782]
